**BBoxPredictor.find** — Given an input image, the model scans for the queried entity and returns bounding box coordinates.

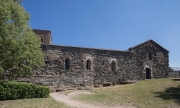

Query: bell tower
[33,29,52,44]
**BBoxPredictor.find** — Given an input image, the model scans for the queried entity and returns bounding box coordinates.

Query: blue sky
[23,0,180,67]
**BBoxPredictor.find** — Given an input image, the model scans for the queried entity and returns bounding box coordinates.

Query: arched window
[86,59,91,70]
[111,61,116,71]
[64,58,70,69]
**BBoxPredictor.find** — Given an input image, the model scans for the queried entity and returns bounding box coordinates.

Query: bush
[0,81,50,100]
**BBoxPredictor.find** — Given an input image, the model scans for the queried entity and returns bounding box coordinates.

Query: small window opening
[64,58,70,69]
[111,61,116,71]
[86,59,91,70]
[149,53,152,60]
[41,38,43,43]
[102,62,104,65]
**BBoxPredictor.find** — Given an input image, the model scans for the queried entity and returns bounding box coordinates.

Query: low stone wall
[168,72,180,78]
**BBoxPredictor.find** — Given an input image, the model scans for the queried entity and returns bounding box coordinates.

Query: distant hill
[171,67,180,72]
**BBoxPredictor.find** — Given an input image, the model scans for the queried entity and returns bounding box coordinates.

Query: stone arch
[84,54,94,70]
[109,58,118,75]
[86,59,91,70]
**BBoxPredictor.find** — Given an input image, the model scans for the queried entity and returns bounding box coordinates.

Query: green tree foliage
[0,0,44,79]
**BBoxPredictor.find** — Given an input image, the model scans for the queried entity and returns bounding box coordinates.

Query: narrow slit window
[41,38,43,43]
[149,53,152,60]
[86,59,91,70]
[64,58,70,69]
[111,61,116,71]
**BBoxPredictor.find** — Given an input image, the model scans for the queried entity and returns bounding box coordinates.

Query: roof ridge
[128,39,169,52]
[33,29,51,32]
[128,39,152,50]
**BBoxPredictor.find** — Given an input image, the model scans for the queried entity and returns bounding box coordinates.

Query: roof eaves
[42,44,132,53]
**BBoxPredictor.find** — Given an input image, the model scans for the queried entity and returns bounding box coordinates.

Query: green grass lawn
[0,97,69,108]
[75,78,180,108]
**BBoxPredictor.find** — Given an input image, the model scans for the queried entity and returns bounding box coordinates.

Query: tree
[168,67,174,73]
[0,0,44,80]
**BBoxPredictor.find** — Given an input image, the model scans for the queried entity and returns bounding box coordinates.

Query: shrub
[0,81,50,100]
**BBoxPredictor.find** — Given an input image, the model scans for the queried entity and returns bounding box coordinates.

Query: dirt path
[50,91,136,108]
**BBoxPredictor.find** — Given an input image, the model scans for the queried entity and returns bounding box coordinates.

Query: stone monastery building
[31,29,169,89]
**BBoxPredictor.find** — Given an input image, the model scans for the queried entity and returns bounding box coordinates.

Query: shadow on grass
[172,78,180,81]
[154,85,180,104]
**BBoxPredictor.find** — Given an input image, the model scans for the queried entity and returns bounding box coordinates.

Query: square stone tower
[33,29,52,44]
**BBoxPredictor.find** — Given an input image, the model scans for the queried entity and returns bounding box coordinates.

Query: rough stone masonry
[18,29,169,91]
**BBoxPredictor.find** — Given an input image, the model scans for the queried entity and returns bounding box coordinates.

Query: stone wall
[169,72,180,78]
[16,40,169,91]
[23,44,136,90]
[129,40,169,79]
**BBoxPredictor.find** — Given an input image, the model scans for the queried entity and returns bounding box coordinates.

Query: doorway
[146,68,151,79]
